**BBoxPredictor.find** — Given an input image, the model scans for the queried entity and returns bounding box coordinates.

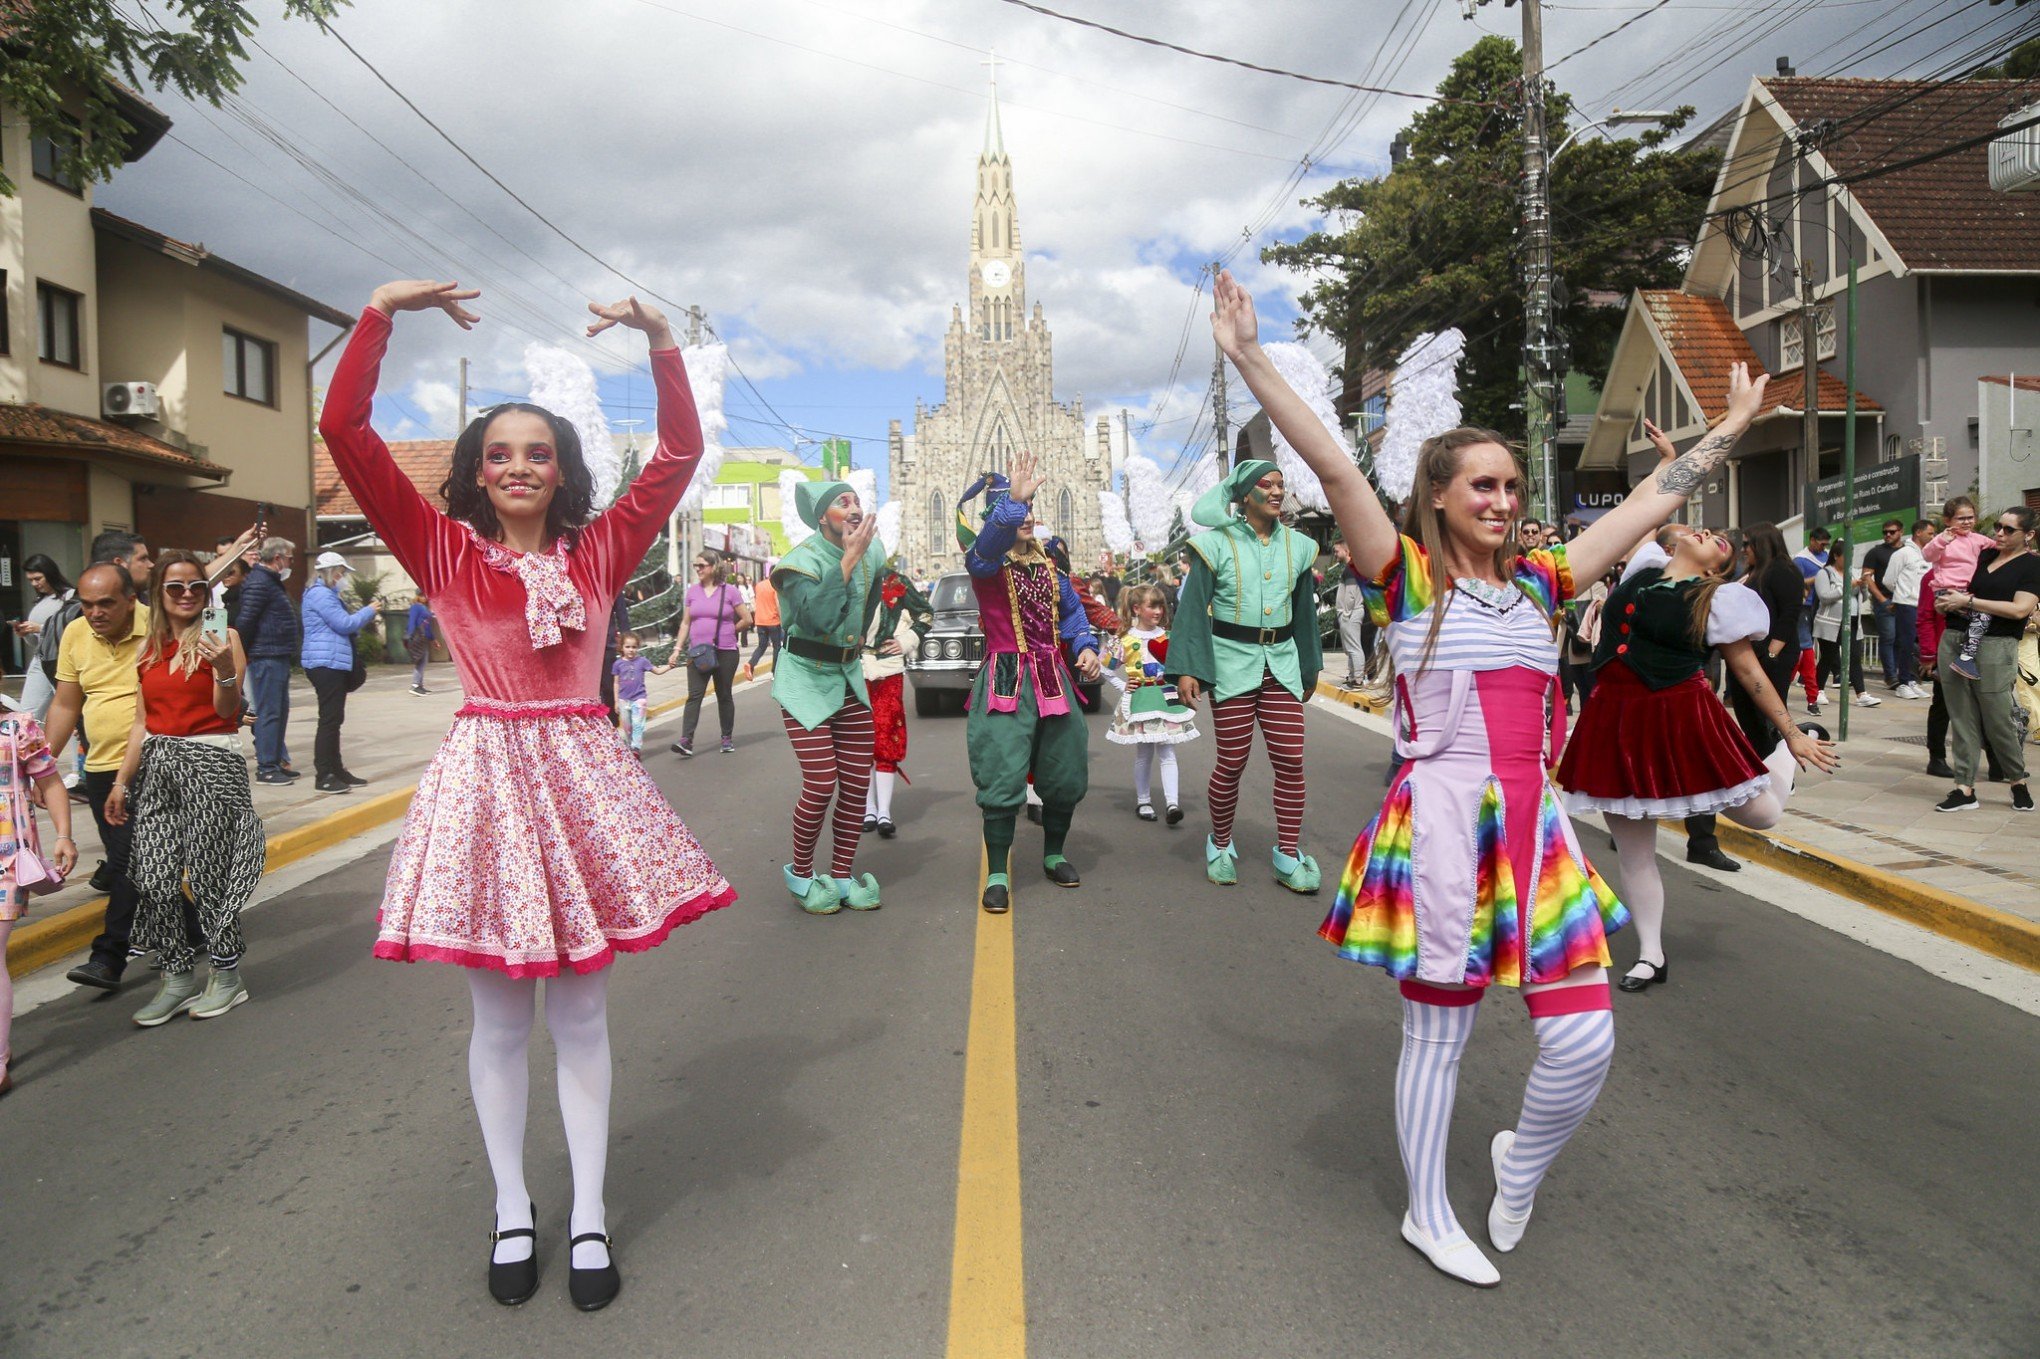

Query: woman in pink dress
[320,281,735,1312]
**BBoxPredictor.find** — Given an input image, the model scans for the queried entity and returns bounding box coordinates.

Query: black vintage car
[905,571,1104,716]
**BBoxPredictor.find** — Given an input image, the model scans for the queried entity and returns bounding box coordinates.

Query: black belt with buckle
[1211,619,1293,647]
[787,637,863,664]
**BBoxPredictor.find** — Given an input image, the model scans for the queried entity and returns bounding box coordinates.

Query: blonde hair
[1399,427,1547,670]
[1652,525,1734,647]
[1117,583,1172,633]
[138,550,210,675]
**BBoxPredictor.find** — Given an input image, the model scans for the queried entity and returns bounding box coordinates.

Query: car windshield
[931,574,974,613]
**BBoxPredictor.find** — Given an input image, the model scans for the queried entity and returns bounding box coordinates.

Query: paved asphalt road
[2,685,2035,1358]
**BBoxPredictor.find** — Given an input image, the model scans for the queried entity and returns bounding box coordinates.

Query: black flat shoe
[981,884,1010,914]
[1043,860,1081,888]
[567,1232,620,1312]
[1616,960,1668,993]
[1685,846,1741,872]
[861,815,878,833]
[875,818,897,839]
[1165,804,1183,825]
[336,769,369,787]
[1136,803,1157,822]
[488,1206,539,1306]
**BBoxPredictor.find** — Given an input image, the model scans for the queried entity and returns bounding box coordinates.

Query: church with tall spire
[888,68,1109,576]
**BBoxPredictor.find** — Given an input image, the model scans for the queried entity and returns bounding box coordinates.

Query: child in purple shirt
[611,634,655,754]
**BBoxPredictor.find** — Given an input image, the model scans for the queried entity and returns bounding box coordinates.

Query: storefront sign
[1806,455,1921,546]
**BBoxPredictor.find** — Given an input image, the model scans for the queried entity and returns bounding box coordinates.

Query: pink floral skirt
[374,700,735,977]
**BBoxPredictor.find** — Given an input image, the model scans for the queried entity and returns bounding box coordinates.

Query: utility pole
[686,304,704,349]
[1517,0,1558,524]
[1211,264,1231,465]
[1800,263,1820,502]
[458,356,469,433]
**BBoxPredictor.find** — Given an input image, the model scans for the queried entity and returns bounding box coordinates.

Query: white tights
[1606,742,1798,970]
[864,769,896,822]
[1133,744,1180,809]
[467,968,613,1269]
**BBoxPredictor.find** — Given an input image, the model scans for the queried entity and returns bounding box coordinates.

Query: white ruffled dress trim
[1561,772,1772,821]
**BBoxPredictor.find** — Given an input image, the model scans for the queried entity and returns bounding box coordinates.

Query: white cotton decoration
[1098,490,1136,554]
[847,467,879,513]
[522,344,616,503]
[1122,454,1174,551]
[1257,342,1341,515]
[676,344,730,513]
[875,500,902,555]
[1173,449,1221,530]
[1376,328,1465,504]
[778,468,813,547]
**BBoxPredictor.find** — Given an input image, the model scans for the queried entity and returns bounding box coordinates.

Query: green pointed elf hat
[1189,458,1278,529]
[795,477,853,531]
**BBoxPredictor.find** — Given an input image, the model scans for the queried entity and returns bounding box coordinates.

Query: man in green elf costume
[769,478,891,914]
[1166,459,1324,892]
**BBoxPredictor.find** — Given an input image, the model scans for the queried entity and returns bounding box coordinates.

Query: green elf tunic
[770,532,883,730]
[1169,515,1324,702]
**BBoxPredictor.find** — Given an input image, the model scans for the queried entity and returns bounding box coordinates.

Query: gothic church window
[1057,488,1073,534]
[929,489,946,555]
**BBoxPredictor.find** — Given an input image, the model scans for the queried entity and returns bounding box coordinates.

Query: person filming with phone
[104,550,266,1025]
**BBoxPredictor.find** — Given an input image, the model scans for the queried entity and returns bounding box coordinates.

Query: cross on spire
[981,49,1006,158]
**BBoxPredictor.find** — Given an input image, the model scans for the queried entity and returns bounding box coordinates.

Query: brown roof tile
[1764,78,2040,273]
[1641,291,1879,418]
[0,402,228,476]
[316,439,453,519]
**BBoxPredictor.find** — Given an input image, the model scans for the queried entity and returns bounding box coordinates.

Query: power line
[1547,0,1678,71]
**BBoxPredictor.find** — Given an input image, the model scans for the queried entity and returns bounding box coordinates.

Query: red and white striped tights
[782,703,876,879]
[1207,676,1307,855]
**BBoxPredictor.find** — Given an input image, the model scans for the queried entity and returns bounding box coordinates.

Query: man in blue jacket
[234,537,302,784]
[301,552,380,794]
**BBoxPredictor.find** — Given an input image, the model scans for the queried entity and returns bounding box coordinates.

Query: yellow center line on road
[947,847,1026,1358]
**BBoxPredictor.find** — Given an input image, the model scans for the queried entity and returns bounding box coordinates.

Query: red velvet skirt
[870,672,907,773]
[1555,663,1768,818]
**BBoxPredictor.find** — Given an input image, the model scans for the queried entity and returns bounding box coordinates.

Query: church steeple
[971,53,1022,344]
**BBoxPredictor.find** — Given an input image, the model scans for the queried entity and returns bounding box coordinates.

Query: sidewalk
[5,659,715,978]
[1317,650,2040,970]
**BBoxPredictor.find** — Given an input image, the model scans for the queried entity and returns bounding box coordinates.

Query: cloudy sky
[96,0,2034,494]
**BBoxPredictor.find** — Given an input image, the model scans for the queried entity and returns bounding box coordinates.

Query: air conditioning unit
[102,381,159,419]
[1988,101,2040,193]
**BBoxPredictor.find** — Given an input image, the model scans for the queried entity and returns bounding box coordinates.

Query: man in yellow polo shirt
[43,562,195,993]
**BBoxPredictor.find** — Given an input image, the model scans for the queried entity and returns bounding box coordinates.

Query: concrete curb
[1708,820,2040,973]
[6,785,418,982]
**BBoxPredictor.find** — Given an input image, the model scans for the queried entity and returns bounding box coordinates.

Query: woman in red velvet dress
[320,281,734,1311]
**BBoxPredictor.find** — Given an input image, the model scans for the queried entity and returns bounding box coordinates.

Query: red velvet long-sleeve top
[319,307,703,705]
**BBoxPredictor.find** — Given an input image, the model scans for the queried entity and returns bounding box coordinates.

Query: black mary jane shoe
[567,1232,621,1312]
[1043,860,1082,889]
[1685,845,1741,872]
[1615,960,1668,993]
[1136,803,1158,822]
[861,814,878,833]
[488,1207,540,1306]
[981,884,1010,914]
[875,817,897,839]
[1165,804,1184,825]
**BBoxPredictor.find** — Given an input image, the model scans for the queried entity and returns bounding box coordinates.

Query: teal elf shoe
[784,864,842,915]
[1271,847,1322,895]
[1205,836,1239,887]
[838,873,883,911]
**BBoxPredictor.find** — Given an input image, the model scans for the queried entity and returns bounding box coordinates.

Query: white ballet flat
[1487,1130,1532,1253]
[1400,1212,1500,1287]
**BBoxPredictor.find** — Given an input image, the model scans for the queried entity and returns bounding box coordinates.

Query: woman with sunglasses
[661,550,749,756]
[1932,507,2040,813]
[106,550,266,1025]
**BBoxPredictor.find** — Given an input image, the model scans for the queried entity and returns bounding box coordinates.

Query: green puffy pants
[967,665,1091,814]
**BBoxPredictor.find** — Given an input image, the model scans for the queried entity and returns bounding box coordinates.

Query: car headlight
[943,638,963,660]
[922,639,943,660]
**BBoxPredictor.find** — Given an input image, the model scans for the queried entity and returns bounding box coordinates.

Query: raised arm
[584,298,704,596]
[1567,364,1770,583]
[319,282,480,592]
[1212,270,1397,575]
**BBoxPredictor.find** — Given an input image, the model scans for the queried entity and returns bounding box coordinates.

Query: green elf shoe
[838,873,883,911]
[1271,847,1322,895]
[784,864,842,915]
[1205,836,1239,887]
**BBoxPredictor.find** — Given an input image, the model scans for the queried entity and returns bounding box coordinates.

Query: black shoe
[2013,784,2034,812]
[670,740,693,758]
[567,1233,620,1312]
[314,774,352,794]
[1925,758,1956,779]
[88,860,115,893]
[488,1206,539,1306]
[1136,803,1157,822]
[1935,788,1979,813]
[862,815,878,833]
[336,769,368,787]
[66,958,123,991]
[981,883,1010,914]
[875,818,897,839]
[1165,804,1184,825]
[1616,960,1667,993]
[1686,846,1741,872]
[254,770,296,786]
[1044,859,1081,888]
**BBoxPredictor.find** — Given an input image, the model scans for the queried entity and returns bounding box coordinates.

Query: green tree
[1974,35,2040,82]
[0,0,345,195]
[1263,36,1719,434]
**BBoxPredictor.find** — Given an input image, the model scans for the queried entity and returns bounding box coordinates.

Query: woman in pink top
[320,281,734,1311]
[2,693,76,1097]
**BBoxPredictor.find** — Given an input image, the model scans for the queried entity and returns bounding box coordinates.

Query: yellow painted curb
[1709,820,2040,973]
[7,784,417,981]
[1313,676,1392,715]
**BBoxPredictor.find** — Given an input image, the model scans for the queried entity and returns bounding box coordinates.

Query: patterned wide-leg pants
[129,736,267,972]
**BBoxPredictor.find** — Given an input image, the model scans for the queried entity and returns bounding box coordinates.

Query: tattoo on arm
[1653,427,1738,498]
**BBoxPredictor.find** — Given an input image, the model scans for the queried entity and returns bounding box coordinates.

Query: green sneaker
[785,864,842,915]
[838,873,882,911]
[188,968,249,1020]
[1271,848,1322,895]
[133,972,202,1028]
[1205,836,1238,887]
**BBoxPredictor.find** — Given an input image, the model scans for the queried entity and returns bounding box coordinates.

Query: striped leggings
[1207,675,1306,854]
[782,702,875,879]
